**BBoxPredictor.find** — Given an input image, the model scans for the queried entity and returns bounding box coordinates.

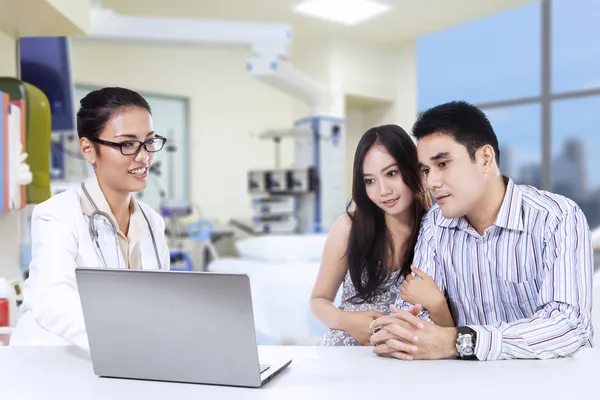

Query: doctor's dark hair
[346,125,430,304]
[76,87,151,140]
[412,100,500,166]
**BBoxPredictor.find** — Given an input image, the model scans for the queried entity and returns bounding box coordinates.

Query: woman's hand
[340,310,385,346]
[400,266,445,312]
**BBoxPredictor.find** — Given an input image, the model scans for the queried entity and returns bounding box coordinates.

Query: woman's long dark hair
[347,125,429,304]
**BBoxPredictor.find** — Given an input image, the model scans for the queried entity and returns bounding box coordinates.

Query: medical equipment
[142,156,222,272]
[208,256,337,345]
[251,212,300,234]
[80,181,162,270]
[248,168,315,234]
[248,116,346,234]
[169,219,220,272]
[187,219,220,270]
[252,196,295,214]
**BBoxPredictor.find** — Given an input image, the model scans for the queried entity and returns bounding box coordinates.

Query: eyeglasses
[91,135,167,156]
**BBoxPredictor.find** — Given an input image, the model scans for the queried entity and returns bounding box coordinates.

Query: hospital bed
[206,234,336,345]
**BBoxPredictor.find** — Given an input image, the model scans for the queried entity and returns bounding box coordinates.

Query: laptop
[75,268,292,388]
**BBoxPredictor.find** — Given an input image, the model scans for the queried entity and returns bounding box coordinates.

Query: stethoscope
[81,181,162,270]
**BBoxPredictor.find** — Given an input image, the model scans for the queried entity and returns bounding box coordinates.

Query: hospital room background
[1,0,600,346]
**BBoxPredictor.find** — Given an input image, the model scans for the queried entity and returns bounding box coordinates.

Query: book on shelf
[0,89,26,213]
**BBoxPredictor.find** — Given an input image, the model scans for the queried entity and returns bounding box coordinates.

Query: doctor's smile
[128,166,148,176]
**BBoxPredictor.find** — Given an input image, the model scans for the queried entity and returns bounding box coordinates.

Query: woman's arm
[22,208,90,350]
[310,215,352,330]
[427,296,455,327]
[400,267,455,327]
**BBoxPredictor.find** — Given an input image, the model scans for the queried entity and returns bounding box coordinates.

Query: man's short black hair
[412,100,500,167]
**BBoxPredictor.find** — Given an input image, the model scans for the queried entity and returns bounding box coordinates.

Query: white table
[0,345,599,399]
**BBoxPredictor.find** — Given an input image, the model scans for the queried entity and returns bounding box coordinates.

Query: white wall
[70,41,296,224]
[0,33,16,77]
[345,106,364,199]
[292,38,417,124]
[331,39,417,132]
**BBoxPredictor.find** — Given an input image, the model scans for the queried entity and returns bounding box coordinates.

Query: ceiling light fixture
[293,0,392,26]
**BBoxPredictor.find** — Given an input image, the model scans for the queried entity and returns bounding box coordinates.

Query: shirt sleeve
[469,205,594,360]
[23,208,90,351]
[412,211,445,288]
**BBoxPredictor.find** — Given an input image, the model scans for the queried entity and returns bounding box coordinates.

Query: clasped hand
[369,304,458,361]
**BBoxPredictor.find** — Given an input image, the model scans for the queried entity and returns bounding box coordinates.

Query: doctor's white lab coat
[9,185,170,352]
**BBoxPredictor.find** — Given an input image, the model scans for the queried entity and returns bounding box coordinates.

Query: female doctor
[10,87,170,351]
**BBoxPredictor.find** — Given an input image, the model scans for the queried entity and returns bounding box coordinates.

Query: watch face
[461,343,474,356]
[457,333,475,357]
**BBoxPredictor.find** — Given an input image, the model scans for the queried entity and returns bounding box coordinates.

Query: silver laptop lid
[76,269,263,387]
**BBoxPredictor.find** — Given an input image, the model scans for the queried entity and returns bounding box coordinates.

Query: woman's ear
[80,137,97,165]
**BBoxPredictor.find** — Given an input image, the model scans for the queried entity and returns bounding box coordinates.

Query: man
[370,100,594,361]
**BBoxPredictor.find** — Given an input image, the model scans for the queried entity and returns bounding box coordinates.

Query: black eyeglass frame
[90,135,167,156]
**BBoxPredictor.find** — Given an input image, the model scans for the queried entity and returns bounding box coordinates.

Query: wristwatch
[455,326,477,359]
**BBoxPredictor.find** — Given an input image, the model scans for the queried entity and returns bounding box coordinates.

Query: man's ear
[479,145,496,173]
[80,137,97,165]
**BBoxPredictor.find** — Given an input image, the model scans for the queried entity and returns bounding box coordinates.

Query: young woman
[310,124,453,346]
[10,87,170,351]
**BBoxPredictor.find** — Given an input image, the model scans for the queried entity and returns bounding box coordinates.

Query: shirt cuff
[468,325,503,361]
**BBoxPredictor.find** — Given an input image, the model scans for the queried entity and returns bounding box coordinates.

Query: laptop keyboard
[260,364,270,374]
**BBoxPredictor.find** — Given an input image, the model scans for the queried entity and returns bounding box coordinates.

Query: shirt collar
[436,175,524,232]
[492,176,524,232]
[80,173,143,238]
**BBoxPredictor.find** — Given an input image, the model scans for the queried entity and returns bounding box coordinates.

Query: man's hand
[340,310,385,346]
[368,304,423,360]
[370,304,459,360]
[400,266,446,311]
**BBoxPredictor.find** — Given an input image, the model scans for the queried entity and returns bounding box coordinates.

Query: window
[551,96,600,228]
[552,0,600,94]
[483,104,541,186]
[417,0,600,217]
[417,2,540,110]
[138,93,190,209]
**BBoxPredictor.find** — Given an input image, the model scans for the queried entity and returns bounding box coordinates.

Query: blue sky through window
[416,2,541,110]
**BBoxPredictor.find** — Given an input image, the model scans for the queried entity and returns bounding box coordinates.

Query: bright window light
[293,0,392,26]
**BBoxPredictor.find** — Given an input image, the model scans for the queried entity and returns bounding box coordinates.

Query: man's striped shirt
[412,177,594,360]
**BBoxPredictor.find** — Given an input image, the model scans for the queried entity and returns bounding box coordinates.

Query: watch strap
[456,326,477,360]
